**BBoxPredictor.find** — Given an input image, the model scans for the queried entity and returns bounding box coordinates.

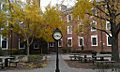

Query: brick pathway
[0,54,118,72]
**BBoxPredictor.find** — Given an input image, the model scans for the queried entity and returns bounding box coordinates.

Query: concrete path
[0,54,119,72]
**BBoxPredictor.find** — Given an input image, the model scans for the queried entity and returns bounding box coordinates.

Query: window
[67,14,72,22]
[1,35,8,50]
[67,26,72,34]
[78,37,84,47]
[34,43,39,49]
[67,37,72,47]
[105,5,109,14]
[91,20,97,31]
[49,42,54,47]
[106,34,112,46]
[106,21,111,30]
[91,35,98,46]
[58,39,62,47]
[0,3,4,10]
[19,39,25,49]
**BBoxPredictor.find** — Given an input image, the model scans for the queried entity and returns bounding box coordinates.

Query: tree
[73,0,120,62]
[5,0,44,61]
[6,0,64,61]
[74,18,91,50]
[42,5,64,42]
[1,0,64,61]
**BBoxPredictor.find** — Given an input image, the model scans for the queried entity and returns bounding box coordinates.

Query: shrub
[29,55,43,62]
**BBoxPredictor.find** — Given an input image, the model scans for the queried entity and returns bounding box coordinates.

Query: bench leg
[15,63,18,67]
[0,64,4,69]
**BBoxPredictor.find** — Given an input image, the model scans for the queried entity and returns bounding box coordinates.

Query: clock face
[53,32,62,40]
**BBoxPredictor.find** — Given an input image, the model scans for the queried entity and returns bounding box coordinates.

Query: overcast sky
[41,0,75,11]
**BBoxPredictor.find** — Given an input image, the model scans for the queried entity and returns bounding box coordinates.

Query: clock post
[52,28,62,72]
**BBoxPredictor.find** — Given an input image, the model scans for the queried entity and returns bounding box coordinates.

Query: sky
[21,0,75,11]
[41,0,75,11]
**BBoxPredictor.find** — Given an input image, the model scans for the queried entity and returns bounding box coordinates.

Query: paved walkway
[0,54,118,72]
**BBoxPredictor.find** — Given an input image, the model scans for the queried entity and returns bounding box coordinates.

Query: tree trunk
[27,39,30,62]
[112,35,119,62]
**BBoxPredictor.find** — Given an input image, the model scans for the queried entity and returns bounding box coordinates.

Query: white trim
[106,34,112,46]
[1,35,8,50]
[78,36,84,47]
[91,35,98,46]
[18,39,25,49]
[58,39,62,47]
[67,26,72,34]
[106,21,111,30]
[49,42,54,47]
[0,3,3,10]
[66,14,72,22]
[91,20,97,32]
[67,37,72,47]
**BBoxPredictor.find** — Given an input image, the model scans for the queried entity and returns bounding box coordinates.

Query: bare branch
[116,13,120,17]
[29,37,34,46]
[94,4,109,17]
[86,13,110,21]
[116,23,120,34]
[92,26,112,37]
[105,0,111,17]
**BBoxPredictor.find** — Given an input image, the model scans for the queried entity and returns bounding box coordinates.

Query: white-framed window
[91,35,98,46]
[58,39,62,47]
[0,35,8,50]
[67,37,72,47]
[0,3,4,10]
[49,42,54,47]
[106,34,112,46]
[105,5,109,14]
[78,36,84,47]
[106,21,111,30]
[67,26,72,34]
[67,14,72,22]
[19,39,25,49]
[91,20,97,31]
[34,43,39,49]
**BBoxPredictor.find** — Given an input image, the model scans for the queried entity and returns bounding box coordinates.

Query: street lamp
[52,28,62,72]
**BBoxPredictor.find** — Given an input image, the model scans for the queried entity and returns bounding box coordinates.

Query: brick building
[48,4,120,53]
[0,0,120,54]
[0,0,49,55]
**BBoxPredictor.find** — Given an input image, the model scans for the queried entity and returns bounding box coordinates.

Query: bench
[9,56,23,67]
[0,59,4,69]
[0,62,4,69]
[9,59,19,67]
[69,56,78,61]
[94,60,115,66]
[77,56,94,62]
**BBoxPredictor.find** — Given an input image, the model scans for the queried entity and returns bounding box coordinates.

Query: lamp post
[52,28,62,72]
